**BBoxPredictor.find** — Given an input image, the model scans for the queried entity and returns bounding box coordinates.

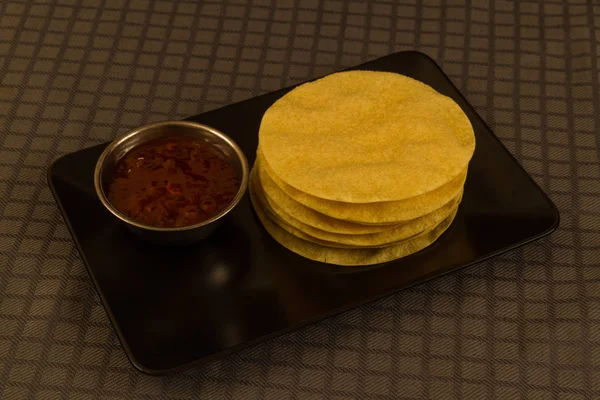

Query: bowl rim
[93,120,249,232]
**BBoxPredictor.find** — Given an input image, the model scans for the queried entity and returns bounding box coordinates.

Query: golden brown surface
[258,71,475,203]
[252,166,462,247]
[250,177,459,266]
[251,70,474,265]
[256,159,394,234]
[258,153,467,224]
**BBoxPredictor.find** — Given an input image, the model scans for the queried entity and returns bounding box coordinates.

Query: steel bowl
[94,120,249,245]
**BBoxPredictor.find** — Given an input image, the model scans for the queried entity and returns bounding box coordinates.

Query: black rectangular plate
[48,52,559,375]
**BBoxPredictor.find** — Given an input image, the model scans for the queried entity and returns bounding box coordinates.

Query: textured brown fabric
[0,0,599,398]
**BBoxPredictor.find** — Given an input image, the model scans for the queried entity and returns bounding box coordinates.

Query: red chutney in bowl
[107,136,239,228]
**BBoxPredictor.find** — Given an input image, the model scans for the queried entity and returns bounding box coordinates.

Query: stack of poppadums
[250,71,475,266]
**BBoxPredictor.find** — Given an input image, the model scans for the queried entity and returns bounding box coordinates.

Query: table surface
[0,1,599,399]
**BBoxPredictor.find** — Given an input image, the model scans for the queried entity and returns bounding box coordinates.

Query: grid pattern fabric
[1,0,600,399]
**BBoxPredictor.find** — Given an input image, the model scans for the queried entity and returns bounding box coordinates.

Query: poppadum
[252,165,462,247]
[250,181,459,266]
[256,157,395,234]
[258,152,467,224]
[258,70,475,203]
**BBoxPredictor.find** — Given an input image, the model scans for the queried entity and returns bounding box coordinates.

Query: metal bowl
[94,120,249,245]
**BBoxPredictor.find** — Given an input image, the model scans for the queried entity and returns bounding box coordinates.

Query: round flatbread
[254,160,395,234]
[258,70,475,203]
[250,182,459,266]
[251,165,462,247]
[258,153,467,224]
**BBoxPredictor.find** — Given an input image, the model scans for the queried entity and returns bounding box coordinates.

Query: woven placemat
[0,1,599,398]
